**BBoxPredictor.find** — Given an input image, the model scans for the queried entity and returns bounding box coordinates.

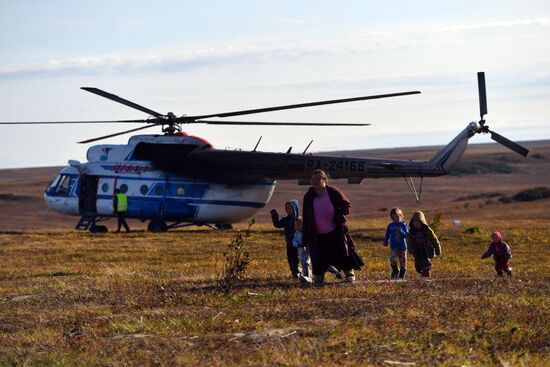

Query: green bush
[429,212,442,234]
[464,226,485,235]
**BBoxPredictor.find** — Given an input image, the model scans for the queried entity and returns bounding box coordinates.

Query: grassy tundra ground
[1,220,548,366]
[1,141,549,365]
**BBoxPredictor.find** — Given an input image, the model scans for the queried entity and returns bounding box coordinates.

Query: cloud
[1,18,548,79]
[253,68,550,94]
[435,18,550,33]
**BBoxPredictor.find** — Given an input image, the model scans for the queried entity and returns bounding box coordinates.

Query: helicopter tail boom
[428,122,478,174]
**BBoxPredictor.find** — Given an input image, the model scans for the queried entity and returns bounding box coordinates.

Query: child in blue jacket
[383,208,409,279]
[271,200,300,278]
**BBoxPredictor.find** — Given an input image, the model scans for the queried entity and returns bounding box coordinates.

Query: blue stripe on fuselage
[96,171,275,186]
[97,195,266,208]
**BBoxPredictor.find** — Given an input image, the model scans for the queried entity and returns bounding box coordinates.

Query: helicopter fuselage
[44,134,276,226]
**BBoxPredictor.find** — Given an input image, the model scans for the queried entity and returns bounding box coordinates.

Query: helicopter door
[79,175,98,214]
[96,177,117,215]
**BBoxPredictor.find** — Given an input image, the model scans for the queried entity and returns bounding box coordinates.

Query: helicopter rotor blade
[489,130,529,157]
[194,120,370,126]
[0,119,149,125]
[81,87,165,117]
[478,72,488,120]
[78,123,161,144]
[188,91,420,120]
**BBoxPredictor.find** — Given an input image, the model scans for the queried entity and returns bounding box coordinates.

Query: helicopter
[0,72,528,232]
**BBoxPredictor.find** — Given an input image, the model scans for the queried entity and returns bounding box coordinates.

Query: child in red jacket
[481,231,512,277]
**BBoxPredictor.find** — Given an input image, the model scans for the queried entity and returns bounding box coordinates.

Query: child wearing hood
[481,231,512,277]
[271,200,301,278]
[383,208,409,279]
[408,211,441,278]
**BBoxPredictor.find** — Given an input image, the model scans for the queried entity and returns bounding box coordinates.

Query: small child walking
[271,200,300,278]
[383,208,409,279]
[481,231,512,277]
[408,211,441,278]
[292,217,312,283]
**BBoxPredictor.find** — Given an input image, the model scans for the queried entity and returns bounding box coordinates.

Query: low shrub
[499,187,550,204]
[499,196,513,204]
[217,220,253,292]
[429,212,442,234]
[464,226,485,235]
[512,187,550,202]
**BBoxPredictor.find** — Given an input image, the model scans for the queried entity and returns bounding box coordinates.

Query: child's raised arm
[270,209,285,228]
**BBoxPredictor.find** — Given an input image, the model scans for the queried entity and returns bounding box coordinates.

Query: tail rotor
[476,72,529,157]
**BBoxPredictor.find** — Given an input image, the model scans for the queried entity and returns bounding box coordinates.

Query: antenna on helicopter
[302,140,313,154]
[286,147,292,154]
[253,136,262,152]
[476,72,529,157]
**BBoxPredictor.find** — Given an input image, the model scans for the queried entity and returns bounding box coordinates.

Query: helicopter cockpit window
[119,184,128,194]
[55,175,71,196]
[46,175,61,193]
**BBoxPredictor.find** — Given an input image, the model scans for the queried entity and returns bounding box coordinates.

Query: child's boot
[398,268,406,279]
[421,269,431,278]
[344,269,356,283]
[507,268,512,277]
[391,265,399,279]
[328,265,343,280]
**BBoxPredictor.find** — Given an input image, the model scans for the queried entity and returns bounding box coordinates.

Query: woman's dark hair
[312,169,329,182]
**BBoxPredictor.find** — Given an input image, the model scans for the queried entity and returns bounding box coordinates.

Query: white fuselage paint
[43,134,276,224]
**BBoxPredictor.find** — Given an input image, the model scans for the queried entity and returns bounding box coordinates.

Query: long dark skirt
[312,230,363,276]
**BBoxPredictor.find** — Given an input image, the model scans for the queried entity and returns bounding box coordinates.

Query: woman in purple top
[302,169,363,286]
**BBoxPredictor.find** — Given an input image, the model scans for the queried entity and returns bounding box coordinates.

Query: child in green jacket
[408,211,441,277]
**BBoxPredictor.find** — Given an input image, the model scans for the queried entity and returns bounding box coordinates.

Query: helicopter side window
[101,183,110,193]
[55,175,72,196]
[140,185,149,195]
[119,183,128,194]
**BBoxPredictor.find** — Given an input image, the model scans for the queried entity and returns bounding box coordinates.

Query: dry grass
[1,220,549,366]
[1,141,549,365]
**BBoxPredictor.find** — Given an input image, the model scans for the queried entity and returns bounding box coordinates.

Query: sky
[1,0,549,169]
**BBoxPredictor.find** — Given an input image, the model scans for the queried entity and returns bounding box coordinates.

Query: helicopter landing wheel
[148,219,168,232]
